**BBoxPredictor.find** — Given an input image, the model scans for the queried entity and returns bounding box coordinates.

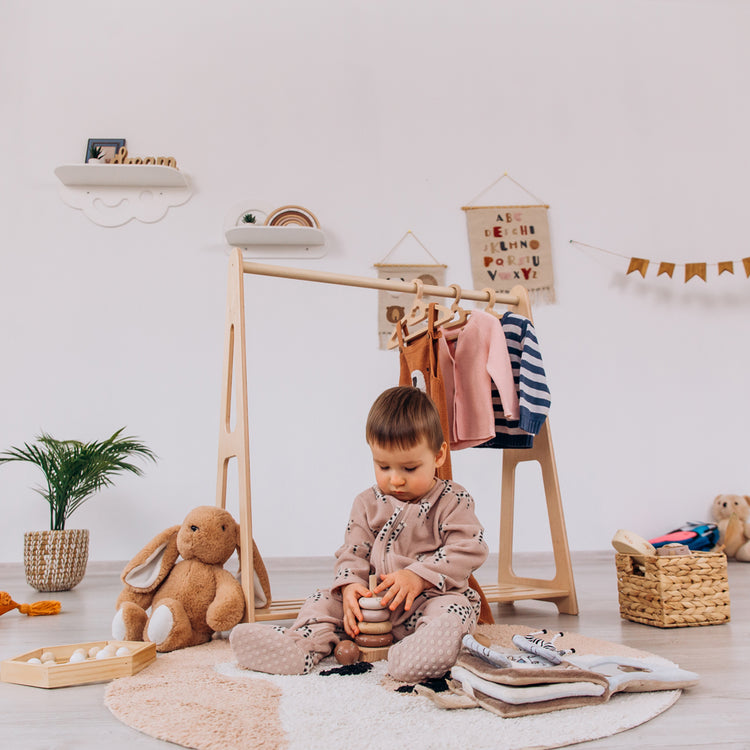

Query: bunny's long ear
[121,525,181,592]
[251,538,273,608]
[235,530,273,608]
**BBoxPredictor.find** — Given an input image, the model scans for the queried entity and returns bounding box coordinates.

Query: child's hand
[375,570,428,612]
[342,582,372,637]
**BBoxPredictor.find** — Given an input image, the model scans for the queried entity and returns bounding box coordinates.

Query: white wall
[2,0,749,565]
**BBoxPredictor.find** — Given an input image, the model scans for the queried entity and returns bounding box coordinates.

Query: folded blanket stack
[416,629,699,718]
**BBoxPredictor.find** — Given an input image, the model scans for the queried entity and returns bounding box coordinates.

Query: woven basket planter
[615,551,730,628]
[23,529,90,592]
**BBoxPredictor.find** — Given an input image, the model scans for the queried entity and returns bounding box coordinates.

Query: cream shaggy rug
[105,625,684,750]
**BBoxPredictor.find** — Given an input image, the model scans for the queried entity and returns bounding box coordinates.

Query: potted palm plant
[0,427,156,592]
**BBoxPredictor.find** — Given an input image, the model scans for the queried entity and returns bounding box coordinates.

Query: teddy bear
[711,494,750,562]
[112,505,271,651]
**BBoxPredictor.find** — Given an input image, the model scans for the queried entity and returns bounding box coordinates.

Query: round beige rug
[105,625,685,750]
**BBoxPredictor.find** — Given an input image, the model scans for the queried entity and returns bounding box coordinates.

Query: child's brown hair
[365,386,445,453]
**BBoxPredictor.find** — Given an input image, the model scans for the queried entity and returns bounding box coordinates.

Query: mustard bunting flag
[658,262,676,278]
[626,258,649,278]
[571,240,750,283]
[684,263,707,283]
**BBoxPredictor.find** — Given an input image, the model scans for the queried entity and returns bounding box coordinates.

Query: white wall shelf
[54,164,192,227]
[225,226,326,259]
[224,202,327,259]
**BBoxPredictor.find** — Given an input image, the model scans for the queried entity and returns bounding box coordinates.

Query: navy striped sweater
[476,312,550,449]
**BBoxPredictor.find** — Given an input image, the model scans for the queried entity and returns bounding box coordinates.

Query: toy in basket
[612,529,730,628]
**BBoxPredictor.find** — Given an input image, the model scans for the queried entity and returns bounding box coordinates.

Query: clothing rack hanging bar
[219,248,578,622]
[241,260,519,306]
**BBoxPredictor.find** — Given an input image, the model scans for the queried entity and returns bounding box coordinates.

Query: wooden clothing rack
[216,247,578,621]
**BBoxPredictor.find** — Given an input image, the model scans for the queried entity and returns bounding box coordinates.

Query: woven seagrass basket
[23,529,90,592]
[615,551,730,628]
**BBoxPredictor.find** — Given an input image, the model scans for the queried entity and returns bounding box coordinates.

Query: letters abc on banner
[464,205,555,304]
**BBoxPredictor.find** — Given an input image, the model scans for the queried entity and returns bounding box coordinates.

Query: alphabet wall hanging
[462,174,555,304]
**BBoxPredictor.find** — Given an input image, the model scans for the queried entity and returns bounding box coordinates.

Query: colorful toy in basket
[648,521,719,552]
[711,494,750,561]
[112,505,270,652]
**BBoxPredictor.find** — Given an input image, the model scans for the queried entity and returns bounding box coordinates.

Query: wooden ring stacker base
[358,645,391,663]
[358,620,392,635]
[354,633,394,648]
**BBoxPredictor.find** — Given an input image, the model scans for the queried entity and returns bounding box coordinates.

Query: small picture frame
[85,138,126,163]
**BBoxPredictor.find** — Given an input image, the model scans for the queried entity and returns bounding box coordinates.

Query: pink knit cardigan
[438,310,519,450]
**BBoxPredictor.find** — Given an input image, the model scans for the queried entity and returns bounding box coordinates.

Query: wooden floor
[1,552,747,749]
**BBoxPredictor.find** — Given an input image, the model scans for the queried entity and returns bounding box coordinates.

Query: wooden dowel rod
[240,260,519,306]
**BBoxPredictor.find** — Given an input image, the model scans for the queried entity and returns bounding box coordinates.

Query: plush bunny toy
[113,505,267,651]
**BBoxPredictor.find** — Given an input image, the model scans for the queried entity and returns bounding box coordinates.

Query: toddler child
[230,385,489,682]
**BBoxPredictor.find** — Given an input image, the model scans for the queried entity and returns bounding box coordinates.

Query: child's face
[370,438,447,502]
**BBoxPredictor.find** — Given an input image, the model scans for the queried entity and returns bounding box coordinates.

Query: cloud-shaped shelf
[55,164,192,227]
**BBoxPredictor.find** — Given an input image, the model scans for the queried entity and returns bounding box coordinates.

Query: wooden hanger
[388,280,455,348]
[482,287,503,320]
[404,279,427,325]
[441,284,470,330]
[387,279,426,350]
[404,301,448,343]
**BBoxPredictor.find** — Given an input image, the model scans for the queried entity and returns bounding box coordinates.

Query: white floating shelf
[226,225,324,247]
[54,164,192,227]
[225,225,327,259]
[55,163,188,188]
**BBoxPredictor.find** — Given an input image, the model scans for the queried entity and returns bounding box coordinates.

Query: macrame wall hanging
[570,239,750,283]
[462,174,555,304]
[374,231,447,350]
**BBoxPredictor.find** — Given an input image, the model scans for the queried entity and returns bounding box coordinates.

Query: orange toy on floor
[0,591,61,616]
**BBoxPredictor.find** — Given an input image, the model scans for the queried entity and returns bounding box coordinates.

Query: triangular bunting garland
[571,241,750,285]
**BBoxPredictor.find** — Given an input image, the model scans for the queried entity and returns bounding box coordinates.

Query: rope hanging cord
[375,230,446,268]
[241,261,520,306]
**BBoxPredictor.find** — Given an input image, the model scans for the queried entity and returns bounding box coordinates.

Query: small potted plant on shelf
[87,144,104,163]
[0,428,156,592]
[241,212,257,224]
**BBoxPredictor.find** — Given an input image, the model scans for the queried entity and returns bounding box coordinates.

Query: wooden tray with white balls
[1,640,156,688]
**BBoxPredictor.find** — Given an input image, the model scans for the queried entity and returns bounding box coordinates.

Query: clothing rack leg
[216,248,256,621]
[480,285,578,614]
[495,420,578,614]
